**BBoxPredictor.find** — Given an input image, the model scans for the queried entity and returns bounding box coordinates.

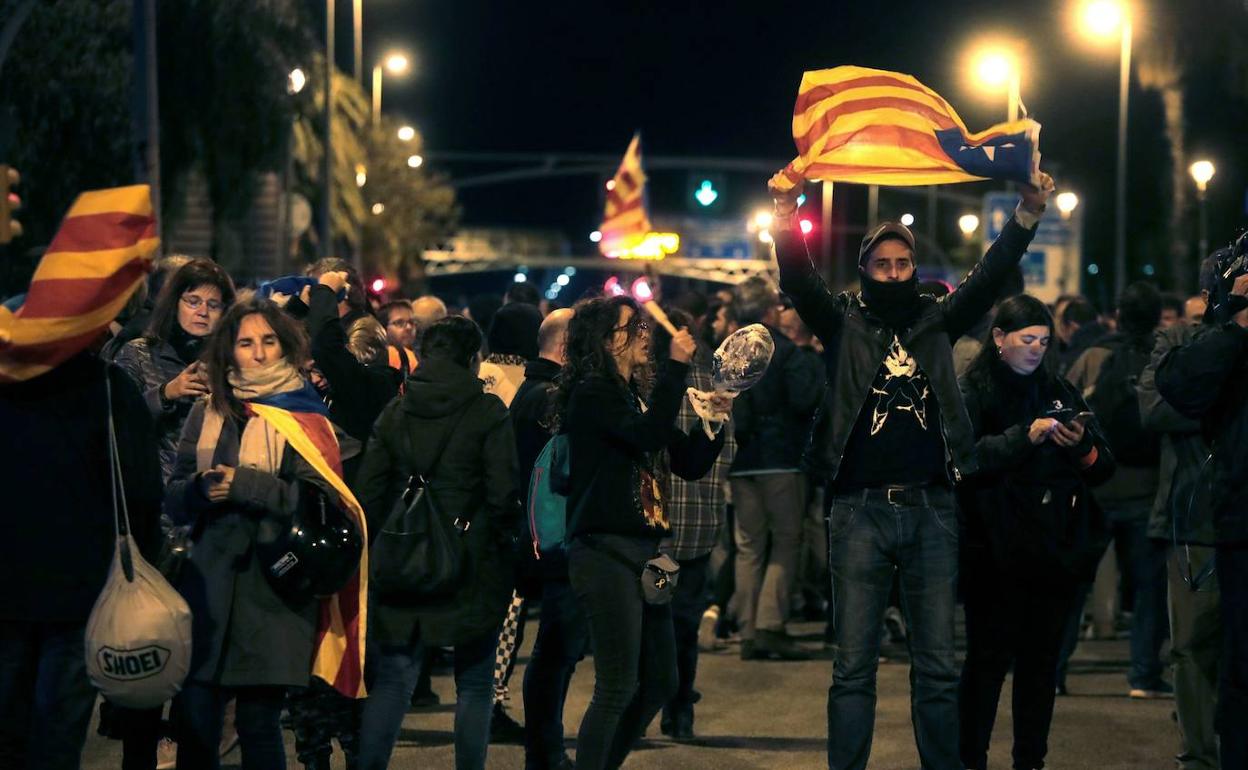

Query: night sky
[354,0,1248,296]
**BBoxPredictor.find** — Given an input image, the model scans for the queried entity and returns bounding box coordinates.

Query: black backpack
[1084,335,1159,468]
[369,399,479,603]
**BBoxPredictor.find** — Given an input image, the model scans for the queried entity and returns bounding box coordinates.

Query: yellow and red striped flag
[599,133,653,257]
[770,66,1041,192]
[0,185,157,382]
[250,402,370,699]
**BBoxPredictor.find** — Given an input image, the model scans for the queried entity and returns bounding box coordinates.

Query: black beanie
[487,302,542,359]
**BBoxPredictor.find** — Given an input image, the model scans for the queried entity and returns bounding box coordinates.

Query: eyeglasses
[388,318,414,328]
[613,320,649,334]
[181,295,225,312]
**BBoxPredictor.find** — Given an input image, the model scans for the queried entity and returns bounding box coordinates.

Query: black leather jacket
[775,216,1038,484]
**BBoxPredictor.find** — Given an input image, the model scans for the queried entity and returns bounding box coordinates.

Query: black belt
[849,485,951,508]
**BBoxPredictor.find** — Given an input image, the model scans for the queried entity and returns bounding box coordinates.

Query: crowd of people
[2,170,1247,770]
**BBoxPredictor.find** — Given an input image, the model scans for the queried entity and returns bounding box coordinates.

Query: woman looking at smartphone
[955,294,1115,770]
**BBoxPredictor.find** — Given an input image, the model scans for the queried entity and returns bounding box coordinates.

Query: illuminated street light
[371,202,385,215]
[354,164,367,188]
[556,274,570,286]
[758,230,774,244]
[384,53,410,75]
[589,230,603,243]
[287,68,307,95]
[1190,159,1216,257]
[1189,160,1215,192]
[397,125,415,142]
[799,219,814,235]
[407,154,424,169]
[372,50,412,127]
[1056,192,1079,216]
[752,210,773,230]
[967,43,1022,120]
[900,213,915,227]
[1074,0,1132,295]
[513,273,527,283]
[958,214,980,236]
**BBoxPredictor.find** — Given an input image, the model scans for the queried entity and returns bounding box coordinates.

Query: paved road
[82,623,1178,769]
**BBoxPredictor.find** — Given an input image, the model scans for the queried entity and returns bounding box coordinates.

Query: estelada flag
[770,66,1041,192]
[249,399,370,699]
[0,185,157,382]
[599,133,653,257]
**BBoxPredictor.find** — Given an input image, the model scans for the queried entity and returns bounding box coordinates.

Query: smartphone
[1070,411,1095,427]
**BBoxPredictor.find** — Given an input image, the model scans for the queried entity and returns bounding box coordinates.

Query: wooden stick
[642,299,680,336]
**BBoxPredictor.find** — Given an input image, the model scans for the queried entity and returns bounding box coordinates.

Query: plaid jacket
[663,344,735,561]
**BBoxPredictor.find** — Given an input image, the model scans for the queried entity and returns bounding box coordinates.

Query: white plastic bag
[84,374,192,709]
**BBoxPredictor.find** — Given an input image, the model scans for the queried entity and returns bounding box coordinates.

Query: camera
[1207,231,1248,322]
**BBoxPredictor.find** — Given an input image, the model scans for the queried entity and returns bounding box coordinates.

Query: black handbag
[370,400,477,603]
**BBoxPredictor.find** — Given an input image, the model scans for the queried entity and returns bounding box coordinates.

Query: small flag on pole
[599,133,653,257]
[770,66,1040,192]
[0,185,157,383]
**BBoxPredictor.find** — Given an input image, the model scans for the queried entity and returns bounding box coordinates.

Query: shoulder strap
[406,394,479,485]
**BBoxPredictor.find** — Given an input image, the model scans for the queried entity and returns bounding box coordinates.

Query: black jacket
[0,354,162,623]
[512,357,561,495]
[775,216,1038,484]
[1156,321,1248,544]
[729,324,825,473]
[355,358,519,647]
[958,358,1115,585]
[305,285,401,481]
[565,361,725,541]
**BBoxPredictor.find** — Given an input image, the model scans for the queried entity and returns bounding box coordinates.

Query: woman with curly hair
[556,295,727,770]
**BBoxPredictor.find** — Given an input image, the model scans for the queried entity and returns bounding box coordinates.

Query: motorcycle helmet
[256,481,363,601]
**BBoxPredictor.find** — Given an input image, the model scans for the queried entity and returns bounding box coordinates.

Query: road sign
[982,192,1080,302]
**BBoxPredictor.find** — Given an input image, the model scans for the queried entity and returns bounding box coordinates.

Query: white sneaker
[698,605,724,652]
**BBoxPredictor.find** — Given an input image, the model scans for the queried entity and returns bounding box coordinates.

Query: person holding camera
[165,299,359,770]
[771,172,1052,770]
[956,295,1115,770]
[1157,259,1248,770]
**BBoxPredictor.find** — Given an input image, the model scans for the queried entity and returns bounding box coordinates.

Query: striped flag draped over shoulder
[249,402,370,699]
[770,66,1040,191]
[599,132,653,257]
[0,185,157,382]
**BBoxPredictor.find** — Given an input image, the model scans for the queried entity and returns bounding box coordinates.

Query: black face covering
[859,273,921,330]
[169,323,205,365]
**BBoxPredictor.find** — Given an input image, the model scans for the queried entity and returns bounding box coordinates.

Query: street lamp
[1075,0,1132,296]
[397,125,415,142]
[1190,159,1215,257]
[372,51,411,127]
[1056,191,1079,220]
[958,214,980,237]
[406,154,423,169]
[287,68,306,95]
[969,46,1022,121]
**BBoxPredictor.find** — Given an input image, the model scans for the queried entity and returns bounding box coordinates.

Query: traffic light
[688,173,725,211]
[0,165,21,245]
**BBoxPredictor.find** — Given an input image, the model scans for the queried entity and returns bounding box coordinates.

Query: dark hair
[420,315,484,369]
[1198,256,1220,295]
[145,258,236,342]
[488,302,542,359]
[1060,296,1098,326]
[1117,281,1162,336]
[505,282,541,307]
[735,276,779,325]
[306,258,365,314]
[554,296,645,425]
[703,296,737,348]
[673,290,709,321]
[376,299,413,329]
[202,299,309,419]
[964,294,1056,388]
[1160,292,1184,316]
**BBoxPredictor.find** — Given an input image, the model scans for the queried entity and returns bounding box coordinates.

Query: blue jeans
[358,631,497,770]
[1057,509,1168,690]
[0,620,97,770]
[522,578,590,769]
[175,683,287,770]
[825,488,961,770]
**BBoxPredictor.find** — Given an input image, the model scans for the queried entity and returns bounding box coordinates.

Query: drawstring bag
[84,373,193,708]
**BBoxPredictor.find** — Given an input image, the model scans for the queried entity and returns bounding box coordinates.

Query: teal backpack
[527,434,571,558]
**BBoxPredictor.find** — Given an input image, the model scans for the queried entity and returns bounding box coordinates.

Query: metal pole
[1007,71,1020,122]
[926,185,937,253]
[372,65,382,128]
[320,0,334,258]
[821,180,833,284]
[353,0,362,86]
[131,0,161,248]
[867,184,879,229]
[1198,189,1209,259]
[1113,20,1132,297]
